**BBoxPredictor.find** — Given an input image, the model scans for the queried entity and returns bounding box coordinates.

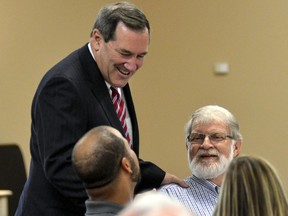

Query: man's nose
[124,58,139,72]
[200,136,214,149]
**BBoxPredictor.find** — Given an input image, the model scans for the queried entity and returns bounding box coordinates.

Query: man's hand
[161,173,188,188]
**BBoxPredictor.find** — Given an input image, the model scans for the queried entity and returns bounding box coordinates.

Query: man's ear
[91,29,103,50]
[233,140,242,158]
[120,157,132,174]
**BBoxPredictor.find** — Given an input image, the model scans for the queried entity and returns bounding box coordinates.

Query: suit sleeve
[134,158,166,194]
[34,76,88,206]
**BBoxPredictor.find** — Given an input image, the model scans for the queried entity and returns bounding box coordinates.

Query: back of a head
[91,1,150,42]
[214,155,288,216]
[72,126,126,189]
[118,192,194,216]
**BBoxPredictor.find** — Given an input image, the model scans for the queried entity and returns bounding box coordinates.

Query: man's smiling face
[92,21,149,88]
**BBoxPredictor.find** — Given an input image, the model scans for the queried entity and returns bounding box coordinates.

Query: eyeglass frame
[186,132,233,145]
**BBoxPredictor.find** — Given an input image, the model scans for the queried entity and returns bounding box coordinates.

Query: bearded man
[159,105,243,216]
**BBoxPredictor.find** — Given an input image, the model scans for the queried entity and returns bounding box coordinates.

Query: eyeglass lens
[188,133,231,144]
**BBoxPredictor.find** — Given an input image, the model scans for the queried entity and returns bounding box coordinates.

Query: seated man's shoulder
[159,182,181,190]
[159,177,192,192]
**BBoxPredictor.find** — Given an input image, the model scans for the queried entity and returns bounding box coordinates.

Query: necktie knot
[110,87,117,93]
[111,87,120,103]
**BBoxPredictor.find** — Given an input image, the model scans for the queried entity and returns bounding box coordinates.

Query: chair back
[0,144,27,216]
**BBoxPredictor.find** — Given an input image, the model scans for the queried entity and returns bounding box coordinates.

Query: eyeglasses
[187,133,233,145]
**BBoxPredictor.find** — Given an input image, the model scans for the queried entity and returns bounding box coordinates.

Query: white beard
[188,143,234,179]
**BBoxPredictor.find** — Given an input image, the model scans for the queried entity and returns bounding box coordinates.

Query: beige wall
[1,0,288,187]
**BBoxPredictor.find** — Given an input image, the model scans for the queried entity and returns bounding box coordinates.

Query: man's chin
[132,172,141,185]
[198,157,219,166]
[190,162,220,178]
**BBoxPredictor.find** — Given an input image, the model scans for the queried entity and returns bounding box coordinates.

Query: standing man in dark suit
[16,2,187,216]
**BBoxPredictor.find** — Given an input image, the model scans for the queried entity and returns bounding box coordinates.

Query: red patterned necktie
[110,87,131,145]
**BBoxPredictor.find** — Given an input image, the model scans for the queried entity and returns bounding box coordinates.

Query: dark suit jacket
[16,44,165,216]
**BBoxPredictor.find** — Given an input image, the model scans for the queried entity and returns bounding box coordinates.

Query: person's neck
[209,173,224,186]
[88,180,135,205]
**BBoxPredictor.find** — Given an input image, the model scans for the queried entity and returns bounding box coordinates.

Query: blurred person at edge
[213,155,288,216]
[118,192,194,216]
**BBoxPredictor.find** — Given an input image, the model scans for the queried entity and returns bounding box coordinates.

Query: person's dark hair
[72,126,127,188]
[90,2,150,42]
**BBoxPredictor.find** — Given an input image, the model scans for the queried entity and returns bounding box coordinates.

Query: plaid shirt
[159,175,219,216]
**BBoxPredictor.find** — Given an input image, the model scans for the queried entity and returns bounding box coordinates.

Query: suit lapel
[77,44,124,133]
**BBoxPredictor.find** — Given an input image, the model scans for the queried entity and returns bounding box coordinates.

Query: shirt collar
[191,175,220,194]
[88,43,95,60]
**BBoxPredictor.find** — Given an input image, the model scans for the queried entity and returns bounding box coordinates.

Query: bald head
[72,126,127,188]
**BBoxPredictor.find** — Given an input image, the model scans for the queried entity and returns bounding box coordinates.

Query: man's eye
[192,136,203,141]
[211,134,224,140]
[137,55,145,59]
[120,53,131,57]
